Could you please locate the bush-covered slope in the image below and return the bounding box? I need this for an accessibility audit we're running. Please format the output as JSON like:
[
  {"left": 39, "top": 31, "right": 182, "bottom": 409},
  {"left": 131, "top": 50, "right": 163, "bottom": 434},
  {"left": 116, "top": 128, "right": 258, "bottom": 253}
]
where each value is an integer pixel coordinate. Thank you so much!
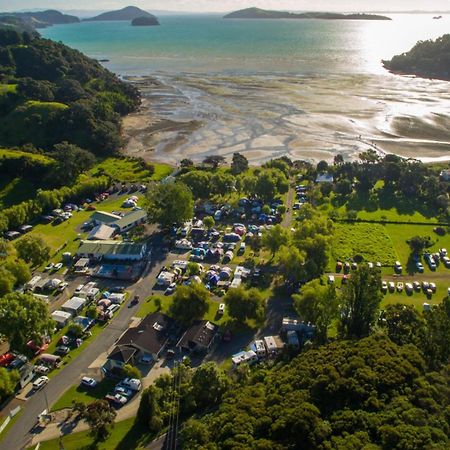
[
  {"left": 183, "top": 334, "right": 450, "bottom": 449},
  {"left": 383, "top": 34, "right": 450, "bottom": 80},
  {"left": 0, "top": 28, "right": 140, "bottom": 155}
]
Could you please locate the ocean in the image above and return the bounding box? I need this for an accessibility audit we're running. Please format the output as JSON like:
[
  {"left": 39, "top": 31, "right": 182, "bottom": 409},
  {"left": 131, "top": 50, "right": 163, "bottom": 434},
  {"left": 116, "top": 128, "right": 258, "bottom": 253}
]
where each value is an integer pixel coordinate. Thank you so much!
[{"left": 41, "top": 14, "right": 450, "bottom": 164}]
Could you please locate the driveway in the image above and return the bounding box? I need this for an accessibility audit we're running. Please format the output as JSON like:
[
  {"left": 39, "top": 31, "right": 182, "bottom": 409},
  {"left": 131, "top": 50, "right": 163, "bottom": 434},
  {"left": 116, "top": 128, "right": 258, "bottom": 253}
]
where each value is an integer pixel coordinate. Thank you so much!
[{"left": 0, "top": 233, "right": 171, "bottom": 450}]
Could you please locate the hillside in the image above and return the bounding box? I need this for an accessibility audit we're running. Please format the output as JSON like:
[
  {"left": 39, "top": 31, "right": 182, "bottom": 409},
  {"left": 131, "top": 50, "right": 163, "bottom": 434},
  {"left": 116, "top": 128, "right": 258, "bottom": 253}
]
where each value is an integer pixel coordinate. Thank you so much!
[
  {"left": 84, "top": 6, "right": 155, "bottom": 22},
  {"left": 0, "top": 16, "right": 38, "bottom": 34},
  {"left": 0, "top": 28, "right": 139, "bottom": 154},
  {"left": 224, "top": 7, "right": 391, "bottom": 20},
  {"left": 383, "top": 34, "right": 450, "bottom": 81},
  {"left": 0, "top": 10, "right": 79, "bottom": 28}
]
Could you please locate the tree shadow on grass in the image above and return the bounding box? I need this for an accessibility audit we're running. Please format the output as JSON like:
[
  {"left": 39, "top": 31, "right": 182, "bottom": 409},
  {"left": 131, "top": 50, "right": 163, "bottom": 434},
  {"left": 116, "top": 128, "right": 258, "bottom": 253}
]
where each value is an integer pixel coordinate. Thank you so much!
[{"left": 115, "top": 422, "right": 154, "bottom": 450}]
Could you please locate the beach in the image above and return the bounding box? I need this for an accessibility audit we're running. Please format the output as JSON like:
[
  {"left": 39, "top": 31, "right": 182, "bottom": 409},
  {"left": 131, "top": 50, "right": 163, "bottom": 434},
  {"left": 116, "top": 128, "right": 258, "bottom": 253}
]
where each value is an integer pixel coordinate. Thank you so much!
[{"left": 122, "top": 72, "right": 450, "bottom": 165}]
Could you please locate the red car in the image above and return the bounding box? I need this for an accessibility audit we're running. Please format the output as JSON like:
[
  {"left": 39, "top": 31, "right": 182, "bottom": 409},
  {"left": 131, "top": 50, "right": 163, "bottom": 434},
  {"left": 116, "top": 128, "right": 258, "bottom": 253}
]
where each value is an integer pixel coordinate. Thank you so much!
[{"left": 0, "top": 353, "right": 15, "bottom": 367}]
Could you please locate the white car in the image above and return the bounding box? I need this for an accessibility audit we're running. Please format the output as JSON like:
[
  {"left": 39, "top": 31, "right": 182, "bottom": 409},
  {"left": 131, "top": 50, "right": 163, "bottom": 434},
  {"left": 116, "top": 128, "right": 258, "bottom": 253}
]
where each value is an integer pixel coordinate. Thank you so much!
[
  {"left": 34, "top": 365, "right": 50, "bottom": 375},
  {"left": 218, "top": 303, "right": 225, "bottom": 315},
  {"left": 106, "top": 393, "right": 128, "bottom": 406},
  {"left": 397, "top": 282, "right": 404, "bottom": 292},
  {"left": 120, "top": 378, "right": 141, "bottom": 392},
  {"left": 81, "top": 377, "right": 97, "bottom": 388},
  {"left": 75, "top": 284, "right": 84, "bottom": 294},
  {"left": 327, "top": 275, "right": 335, "bottom": 284},
  {"left": 44, "top": 263, "right": 54, "bottom": 272},
  {"left": 53, "top": 263, "right": 63, "bottom": 271},
  {"left": 388, "top": 281, "right": 395, "bottom": 292},
  {"left": 33, "top": 376, "right": 49, "bottom": 390},
  {"left": 165, "top": 282, "right": 176, "bottom": 295},
  {"left": 57, "top": 282, "right": 68, "bottom": 292}
]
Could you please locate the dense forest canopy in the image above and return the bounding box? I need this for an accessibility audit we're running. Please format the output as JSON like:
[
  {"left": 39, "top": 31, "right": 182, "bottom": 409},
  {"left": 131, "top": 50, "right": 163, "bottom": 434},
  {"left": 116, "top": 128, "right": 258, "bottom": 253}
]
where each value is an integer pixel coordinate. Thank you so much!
[
  {"left": 383, "top": 34, "right": 450, "bottom": 81},
  {"left": 0, "top": 27, "right": 140, "bottom": 155}
]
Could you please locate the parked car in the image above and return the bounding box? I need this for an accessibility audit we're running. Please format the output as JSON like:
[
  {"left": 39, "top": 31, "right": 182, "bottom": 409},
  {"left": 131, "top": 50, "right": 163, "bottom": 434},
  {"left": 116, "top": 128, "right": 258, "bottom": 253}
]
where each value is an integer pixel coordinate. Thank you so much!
[
  {"left": 413, "top": 281, "right": 421, "bottom": 291},
  {"left": 405, "top": 283, "right": 413, "bottom": 294},
  {"left": 416, "top": 262, "right": 424, "bottom": 273},
  {"left": 110, "top": 286, "right": 125, "bottom": 293},
  {"left": 44, "top": 263, "right": 54, "bottom": 272},
  {"left": 33, "top": 376, "right": 49, "bottom": 390},
  {"left": 388, "top": 281, "right": 395, "bottom": 292},
  {"left": 218, "top": 303, "right": 225, "bottom": 315},
  {"left": 54, "top": 346, "right": 70, "bottom": 356},
  {"left": 57, "top": 282, "right": 68, "bottom": 293},
  {"left": 105, "top": 393, "right": 128, "bottom": 406},
  {"left": 34, "top": 365, "right": 50, "bottom": 375},
  {"left": 129, "top": 296, "right": 140, "bottom": 307},
  {"left": 381, "top": 281, "right": 388, "bottom": 293},
  {"left": 81, "top": 377, "right": 98, "bottom": 388},
  {"left": 394, "top": 261, "right": 402, "bottom": 273},
  {"left": 327, "top": 275, "right": 335, "bottom": 284},
  {"left": 114, "top": 386, "right": 134, "bottom": 398},
  {"left": 397, "top": 282, "right": 404, "bottom": 292},
  {"left": 165, "top": 283, "right": 176, "bottom": 295},
  {"left": 75, "top": 284, "right": 84, "bottom": 294},
  {"left": 119, "top": 378, "right": 141, "bottom": 392},
  {"left": 53, "top": 263, "right": 63, "bottom": 271},
  {"left": 429, "top": 282, "right": 437, "bottom": 293}
]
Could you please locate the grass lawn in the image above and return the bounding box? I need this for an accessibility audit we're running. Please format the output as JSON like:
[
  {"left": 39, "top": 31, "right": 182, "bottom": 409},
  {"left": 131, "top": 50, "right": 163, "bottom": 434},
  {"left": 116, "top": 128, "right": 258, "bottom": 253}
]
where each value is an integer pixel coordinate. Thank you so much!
[
  {"left": 0, "top": 84, "right": 17, "bottom": 95},
  {"left": 331, "top": 222, "right": 398, "bottom": 265},
  {"left": 89, "top": 157, "right": 172, "bottom": 183},
  {"left": 51, "top": 378, "right": 116, "bottom": 411},
  {"left": 37, "top": 417, "right": 154, "bottom": 450},
  {"left": 385, "top": 224, "right": 450, "bottom": 264}
]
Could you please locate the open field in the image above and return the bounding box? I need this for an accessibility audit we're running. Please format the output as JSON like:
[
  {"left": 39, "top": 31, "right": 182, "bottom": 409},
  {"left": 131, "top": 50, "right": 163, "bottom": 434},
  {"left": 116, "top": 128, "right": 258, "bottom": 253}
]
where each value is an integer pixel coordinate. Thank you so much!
[
  {"left": 0, "top": 148, "right": 54, "bottom": 165},
  {"left": 331, "top": 222, "right": 397, "bottom": 265},
  {"left": 89, "top": 157, "right": 172, "bottom": 183},
  {"left": 0, "top": 84, "right": 17, "bottom": 95}
]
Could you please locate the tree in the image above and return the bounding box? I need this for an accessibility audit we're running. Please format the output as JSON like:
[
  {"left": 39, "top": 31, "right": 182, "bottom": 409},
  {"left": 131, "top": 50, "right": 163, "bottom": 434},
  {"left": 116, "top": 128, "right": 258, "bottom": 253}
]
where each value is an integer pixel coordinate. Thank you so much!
[
  {"left": 180, "top": 171, "right": 212, "bottom": 199},
  {"left": 73, "top": 399, "right": 116, "bottom": 441},
  {"left": 0, "top": 267, "right": 15, "bottom": 296},
  {"left": 261, "top": 224, "right": 289, "bottom": 257},
  {"left": 203, "top": 155, "right": 225, "bottom": 169},
  {"left": 4, "top": 259, "right": 31, "bottom": 286},
  {"left": 0, "top": 367, "right": 20, "bottom": 402},
  {"left": 224, "top": 287, "right": 265, "bottom": 323},
  {"left": 335, "top": 179, "right": 352, "bottom": 196},
  {"left": 137, "top": 385, "right": 163, "bottom": 432},
  {"left": 316, "top": 160, "right": 329, "bottom": 173},
  {"left": 86, "top": 305, "right": 98, "bottom": 320},
  {"left": 203, "top": 216, "right": 215, "bottom": 230},
  {"left": 67, "top": 323, "right": 84, "bottom": 338},
  {"left": 186, "top": 262, "right": 201, "bottom": 277},
  {"left": 334, "top": 154, "right": 344, "bottom": 165},
  {"left": 191, "top": 362, "right": 229, "bottom": 409},
  {"left": 180, "top": 419, "right": 211, "bottom": 449},
  {"left": 408, "top": 235, "right": 431, "bottom": 254},
  {"left": 14, "top": 235, "right": 50, "bottom": 267},
  {"left": 122, "top": 364, "right": 141, "bottom": 380},
  {"left": 180, "top": 158, "right": 194, "bottom": 168},
  {"left": 145, "top": 182, "right": 194, "bottom": 227},
  {"left": 231, "top": 152, "right": 248, "bottom": 175},
  {"left": 339, "top": 266, "right": 382, "bottom": 339},
  {"left": 210, "top": 172, "right": 235, "bottom": 196},
  {"left": 276, "top": 245, "right": 306, "bottom": 285},
  {"left": 0, "top": 292, "right": 54, "bottom": 352},
  {"left": 293, "top": 280, "right": 339, "bottom": 343},
  {"left": 50, "top": 142, "right": 95, "bottom": 185},
  {"left": 255, "top": 169, "right": 288, "bottom": 202},
  {"left": 169, "top": 284, "right": 209, "bottom": 326}
]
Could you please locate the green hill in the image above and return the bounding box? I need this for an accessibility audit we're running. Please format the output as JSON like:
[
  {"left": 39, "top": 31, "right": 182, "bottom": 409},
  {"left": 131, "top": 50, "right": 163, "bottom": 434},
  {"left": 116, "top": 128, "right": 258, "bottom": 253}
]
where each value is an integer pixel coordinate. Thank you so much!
[
  {"left": 0, "top": 10, "right": 79, "bottom": 28},
  {"left": 0, "top": 28, "right": 140, "bottom": 154},
  {"left": 84, "top": 6, "right": 155, "bottom": 22},
  {"left": 224, "top": 7, "right": 391, "bottom": 20},
  {"left": 383, "top": 34, "right": 450, "bottom": 80}
]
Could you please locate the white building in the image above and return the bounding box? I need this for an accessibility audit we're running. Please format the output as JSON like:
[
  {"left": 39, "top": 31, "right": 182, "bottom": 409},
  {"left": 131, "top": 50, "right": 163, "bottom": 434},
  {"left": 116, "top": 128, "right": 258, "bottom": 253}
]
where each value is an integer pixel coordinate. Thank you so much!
[
  {"left": 52, "top": 310, "right": 72, "bottom": 328},
  {"left": 232, "top": 350, "right": 258, "bottom": 368}
]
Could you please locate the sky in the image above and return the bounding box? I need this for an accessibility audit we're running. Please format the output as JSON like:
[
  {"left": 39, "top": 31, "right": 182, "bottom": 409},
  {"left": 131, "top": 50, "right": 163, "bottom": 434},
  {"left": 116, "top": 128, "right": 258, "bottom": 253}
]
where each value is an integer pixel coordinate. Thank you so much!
[{"left": 2, "top": 0, "right": 450, "bottom": 13}]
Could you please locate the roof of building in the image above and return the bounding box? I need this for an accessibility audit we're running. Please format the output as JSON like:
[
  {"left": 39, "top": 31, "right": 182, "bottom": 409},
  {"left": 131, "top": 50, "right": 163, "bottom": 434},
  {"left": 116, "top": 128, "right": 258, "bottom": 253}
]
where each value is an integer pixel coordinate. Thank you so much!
[
  {"left": 51, "top": 310, "right": 72, "bottom": 320},
  {"left": 232, "top": 350, "right": 257, "bottom": 365},
  {"left": 108, "top": 345, "right": 138, "bottom": 363},
  {"left": 77, "top": 240, "right": 146, "bottom": 257},
  {"left": 315, "top": 173, "right": 334, "bottom": 183},
  {"left": 115, "top": 312, "right": 174, "bottom": 356},
  {"left": 61, "top": 296, "right": 86, "bottom": 311},
  {"left": 113, "top": 209, "right": 147, "bottom": 230},
  {"left": 88, "top": 224, "right": 116, "bottom": 241},
  {"left": 177, "top": 320, "right": 218, "bottom": 350},
  {"left": 90, "top": 211, "right": 121, "bottom": 224}
]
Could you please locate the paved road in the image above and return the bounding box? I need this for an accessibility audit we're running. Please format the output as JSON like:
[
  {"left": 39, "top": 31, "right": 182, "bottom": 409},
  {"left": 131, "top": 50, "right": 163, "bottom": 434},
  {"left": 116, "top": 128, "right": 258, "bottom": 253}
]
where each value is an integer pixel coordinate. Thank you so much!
[{"left": 0, "top": 234, "right": 169, "bottom": 450}]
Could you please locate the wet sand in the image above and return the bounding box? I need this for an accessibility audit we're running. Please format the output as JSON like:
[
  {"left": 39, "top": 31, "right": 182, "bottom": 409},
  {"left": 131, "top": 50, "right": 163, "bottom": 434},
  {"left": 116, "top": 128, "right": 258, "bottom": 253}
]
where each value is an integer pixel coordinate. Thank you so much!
[{"left": 122, "top": 73, "right": 450, "bottom": 165}]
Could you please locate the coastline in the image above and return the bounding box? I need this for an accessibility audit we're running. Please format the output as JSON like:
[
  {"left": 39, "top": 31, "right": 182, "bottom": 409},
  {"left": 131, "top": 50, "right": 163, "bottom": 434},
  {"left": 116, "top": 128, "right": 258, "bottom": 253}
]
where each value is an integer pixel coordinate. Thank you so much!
[{"left": 122, "top": 73, "right": 450, "bottom": 165}]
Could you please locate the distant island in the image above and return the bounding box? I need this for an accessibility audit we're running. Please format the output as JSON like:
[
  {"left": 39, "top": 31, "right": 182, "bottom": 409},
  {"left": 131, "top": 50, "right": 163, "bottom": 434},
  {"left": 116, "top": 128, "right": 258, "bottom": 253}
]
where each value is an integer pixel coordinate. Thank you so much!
[
  {"left": 131, "top": 16, "right": 160, "bottom": 26},
  {"left": 224, "top": 7, "right": 391, "bottom": 21},
  {"left": 383, "top": 34, "right": 450, "bottom": 81},
  {"left": 84, "top": 6, "right": 157, "bottom": 22},
  {"left": 0, "top": 9, "right": 79, "bottom": 28}
]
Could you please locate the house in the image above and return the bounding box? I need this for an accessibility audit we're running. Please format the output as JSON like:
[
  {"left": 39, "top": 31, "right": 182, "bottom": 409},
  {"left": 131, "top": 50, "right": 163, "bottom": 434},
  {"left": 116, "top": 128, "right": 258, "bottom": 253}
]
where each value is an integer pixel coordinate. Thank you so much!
[
  {"left": 88, "top": 224, "right": 116, "bottom": 241},
  {"left": 263, "top": 335, "right": 284, "bottom": 356},
  {"left": 51, "top": 310, "right": 72, "bottom": 328},
  {"left": 61, "top": 297, "right": 87, "bottom": 316},
  {"left": 76, "top": 240, "right": 147, "bottom": 261},
  {"left": 111, "top": 209, "right": 147, "bottom": 233},
  {"left": 232, "top": 350, "right": 258, "bottom": 368},
  {"left": 104, "top": 312, "right": 174, "bottom": 373},
  {"left": 177, "top": 320, "right": 218, "bottom": 353},
  {"left": 90, "top": 211, "right": 121, "bottom": 226},
  {"left": 251, "top": 340, "right": 267, "bottom": 358},
  {"left": 74, "top": 257, "right": 90, "bottom": 274},
  {"left": 315, "top": 173, "right": 334, "bottom": 183}
]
